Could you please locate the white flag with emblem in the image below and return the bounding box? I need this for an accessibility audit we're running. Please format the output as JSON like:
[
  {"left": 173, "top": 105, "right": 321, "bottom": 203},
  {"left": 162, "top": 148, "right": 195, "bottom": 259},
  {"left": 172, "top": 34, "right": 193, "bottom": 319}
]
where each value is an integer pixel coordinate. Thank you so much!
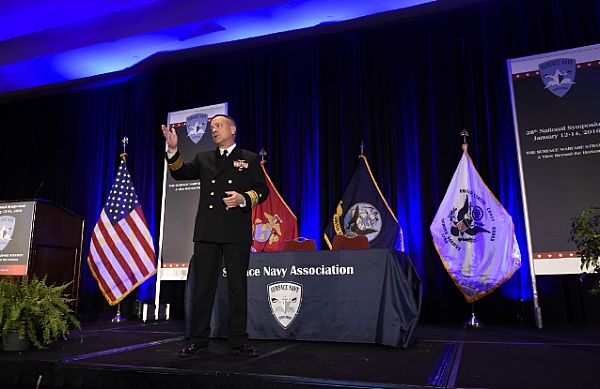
[{"left": 430, "top": 148, "right": 521, "bottom": 302}]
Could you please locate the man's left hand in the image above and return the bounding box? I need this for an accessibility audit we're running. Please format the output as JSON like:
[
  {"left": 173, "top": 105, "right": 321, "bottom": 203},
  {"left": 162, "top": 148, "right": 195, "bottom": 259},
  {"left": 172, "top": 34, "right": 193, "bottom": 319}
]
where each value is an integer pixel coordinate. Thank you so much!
[{"left": 223, "top": 191, "right": 245, "bottom": 208}]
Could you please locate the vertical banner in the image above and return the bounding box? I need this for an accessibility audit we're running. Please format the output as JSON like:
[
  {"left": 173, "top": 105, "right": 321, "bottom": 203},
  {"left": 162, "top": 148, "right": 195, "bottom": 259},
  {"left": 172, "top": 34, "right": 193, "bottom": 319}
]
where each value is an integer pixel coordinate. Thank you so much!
[
  {"left": 0, "top": 201, "right": 35, "bottom": 276},
  {"left": 508, "top": 45, "right": 600, "bottom": 275},
  {"left": 158, "top": 103, "right": 227, "bottom": 281}
]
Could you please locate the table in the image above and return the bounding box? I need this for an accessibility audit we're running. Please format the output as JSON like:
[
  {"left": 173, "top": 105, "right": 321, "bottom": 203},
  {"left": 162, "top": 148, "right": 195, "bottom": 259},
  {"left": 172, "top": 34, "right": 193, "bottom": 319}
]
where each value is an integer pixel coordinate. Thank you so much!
[{"left": 201, "top": 249, "right": 421, "bottom": 348}]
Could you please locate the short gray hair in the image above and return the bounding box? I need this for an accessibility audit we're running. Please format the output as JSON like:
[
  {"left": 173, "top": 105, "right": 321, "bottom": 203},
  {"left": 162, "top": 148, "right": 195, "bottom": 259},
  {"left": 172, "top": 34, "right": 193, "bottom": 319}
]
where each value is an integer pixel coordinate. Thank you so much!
[{"left": 210, "top": 114, "right": 236, "bottom": 126}]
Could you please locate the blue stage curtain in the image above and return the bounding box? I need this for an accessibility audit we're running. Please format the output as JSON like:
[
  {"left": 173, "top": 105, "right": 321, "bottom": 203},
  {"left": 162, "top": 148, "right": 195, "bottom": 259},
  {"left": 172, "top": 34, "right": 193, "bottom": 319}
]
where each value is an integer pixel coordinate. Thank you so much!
[{"left": 1, "top": 0, "right": 599, "bottom": 323}]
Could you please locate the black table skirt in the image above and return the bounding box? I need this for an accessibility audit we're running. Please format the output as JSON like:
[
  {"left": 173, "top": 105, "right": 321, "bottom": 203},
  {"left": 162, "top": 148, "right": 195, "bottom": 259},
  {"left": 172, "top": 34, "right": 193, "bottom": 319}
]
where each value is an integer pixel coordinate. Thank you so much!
[{"left": 186, "top": 249, "right": 421, "bottom": 348}]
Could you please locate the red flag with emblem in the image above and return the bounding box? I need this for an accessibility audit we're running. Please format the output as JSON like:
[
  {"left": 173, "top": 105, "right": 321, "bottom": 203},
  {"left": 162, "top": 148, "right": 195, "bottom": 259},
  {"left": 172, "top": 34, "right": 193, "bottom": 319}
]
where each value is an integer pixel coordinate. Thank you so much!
[{"left": 251, "top": 161, "right": 298, "bottom": 252}]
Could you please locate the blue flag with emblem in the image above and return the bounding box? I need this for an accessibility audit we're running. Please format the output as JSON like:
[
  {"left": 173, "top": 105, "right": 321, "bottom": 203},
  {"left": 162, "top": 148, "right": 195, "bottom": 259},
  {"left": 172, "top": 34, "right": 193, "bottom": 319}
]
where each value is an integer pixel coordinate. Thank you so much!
[
  {"left": 430, "top": 147, "right": 521, "bottom": 302},
  {"left": 324, "top": 155, "right": 402, "bottom": 250}
]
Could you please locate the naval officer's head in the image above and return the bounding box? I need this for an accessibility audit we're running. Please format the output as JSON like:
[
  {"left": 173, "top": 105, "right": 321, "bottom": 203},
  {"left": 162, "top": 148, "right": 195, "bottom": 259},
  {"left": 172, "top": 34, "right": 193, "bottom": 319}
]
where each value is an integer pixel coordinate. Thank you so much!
[{"left": 210, "top": 114, "right": 236, "bottom": 148}]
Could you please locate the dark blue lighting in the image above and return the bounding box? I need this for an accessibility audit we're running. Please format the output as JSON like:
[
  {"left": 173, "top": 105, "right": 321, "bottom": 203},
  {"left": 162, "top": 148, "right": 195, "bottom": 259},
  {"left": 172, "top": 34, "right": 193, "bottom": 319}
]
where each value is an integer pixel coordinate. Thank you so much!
[
  {"left": 299, "top": 109, "right": 321, "bottom": 248},
  {"left": 0, "top": 0, "right": 435, "bottom": 94}
]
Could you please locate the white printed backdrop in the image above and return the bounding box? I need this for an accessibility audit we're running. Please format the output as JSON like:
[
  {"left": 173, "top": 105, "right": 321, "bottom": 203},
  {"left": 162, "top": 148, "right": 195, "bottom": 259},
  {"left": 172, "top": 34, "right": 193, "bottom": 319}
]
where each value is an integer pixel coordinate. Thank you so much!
[
  {"left": 158, "top": 103, "right": 227, "bottom": 281},
  {"left": 508, "top": 45, "right": 600, "bottom": 274}
]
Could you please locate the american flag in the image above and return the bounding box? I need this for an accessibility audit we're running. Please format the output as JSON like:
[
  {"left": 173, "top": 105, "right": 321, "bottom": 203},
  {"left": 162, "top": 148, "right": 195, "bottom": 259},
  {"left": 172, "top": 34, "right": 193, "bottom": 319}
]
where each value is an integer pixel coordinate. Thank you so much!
[{"left": 87, "top": 158, "right": 156, "bottom": 305}]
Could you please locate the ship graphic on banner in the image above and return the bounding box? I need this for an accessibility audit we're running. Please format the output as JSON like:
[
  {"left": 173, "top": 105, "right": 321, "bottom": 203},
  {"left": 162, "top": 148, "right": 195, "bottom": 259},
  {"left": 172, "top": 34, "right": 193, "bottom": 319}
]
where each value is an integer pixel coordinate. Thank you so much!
[
  {"left": 539, "top": 58, "right": 576, "bottom": 97},
  {"left": 185, "top": 113, "right": 208, "bottom": 144},
  {"left": 0, "top": 216, "right": 15, "bottom": 251}
]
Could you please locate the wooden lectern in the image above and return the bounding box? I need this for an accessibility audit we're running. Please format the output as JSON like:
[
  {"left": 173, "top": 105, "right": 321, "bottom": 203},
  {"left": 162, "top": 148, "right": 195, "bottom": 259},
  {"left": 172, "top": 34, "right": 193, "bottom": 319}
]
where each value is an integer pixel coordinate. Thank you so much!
[{"left": 0, "top": 200, "right": 84, "bottom": 311}]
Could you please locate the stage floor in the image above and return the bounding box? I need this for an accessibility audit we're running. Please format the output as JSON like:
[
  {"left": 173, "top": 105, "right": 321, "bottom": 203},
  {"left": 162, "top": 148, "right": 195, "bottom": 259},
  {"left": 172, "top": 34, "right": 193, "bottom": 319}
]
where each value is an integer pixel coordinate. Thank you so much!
[{"left": 1, "top": 320, "right": 599, "bottom": 388}]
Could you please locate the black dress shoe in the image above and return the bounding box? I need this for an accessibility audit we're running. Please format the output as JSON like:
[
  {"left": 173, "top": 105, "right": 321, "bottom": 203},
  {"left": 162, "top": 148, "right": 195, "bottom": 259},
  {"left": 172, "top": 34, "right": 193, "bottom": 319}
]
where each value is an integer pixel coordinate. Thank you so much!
[
  {"left": 179, "top": 343, "right": 208, "bottom": 357},
  {"left": 229, "top": 344, "right": 258, "bottom": 357}
]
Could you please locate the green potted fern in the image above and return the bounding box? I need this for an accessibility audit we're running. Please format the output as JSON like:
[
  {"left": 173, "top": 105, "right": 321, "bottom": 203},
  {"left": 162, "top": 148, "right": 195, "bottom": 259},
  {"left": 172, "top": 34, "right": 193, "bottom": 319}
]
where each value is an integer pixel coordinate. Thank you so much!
[
  {"left": 570, "top": 206, "right": 600, "bottom": 295},
  {"left": 0, "top": 276, "right": 80, "bottom": 351}
]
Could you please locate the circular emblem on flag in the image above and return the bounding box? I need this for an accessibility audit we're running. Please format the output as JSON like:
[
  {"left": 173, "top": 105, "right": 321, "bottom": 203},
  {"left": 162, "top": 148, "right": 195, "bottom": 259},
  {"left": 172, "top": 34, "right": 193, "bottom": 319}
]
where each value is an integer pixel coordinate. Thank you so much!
[
  {"left": 343, "top": 202, "right": 382, "bottom": 241},
  {"left": 253, "top": 213, "right": 283, "bottom": 244},
  {"left": 449, "top": 195, "right": 491, "bottom": 243},
  {"left": 472, "top": 205, "right": 484, "bottom": 221},
  {"left": 253, "top": 223, "right": 272, "bottom": 243}
]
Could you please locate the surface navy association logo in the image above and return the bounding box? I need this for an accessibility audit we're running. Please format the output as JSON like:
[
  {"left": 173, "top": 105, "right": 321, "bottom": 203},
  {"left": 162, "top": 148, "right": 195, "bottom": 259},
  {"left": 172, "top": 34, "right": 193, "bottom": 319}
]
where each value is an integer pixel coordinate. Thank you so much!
[
  {"left": 343, "top": 202, "right": 382, "bottom": 241},
  {"left": 185, "top": 113, "right": 208, "bottom": 144},
  {"left": 539, "top": 58, "right": 576, "bottom": 97},
  {"left": 449, "top": 195, "right": 490, "bottom": 243},
  {"left": 268, "top": 282, "right": 302, "bottom": 329},
  {"left": 0, "top": 216, "right": 16, "bottom": 251}
]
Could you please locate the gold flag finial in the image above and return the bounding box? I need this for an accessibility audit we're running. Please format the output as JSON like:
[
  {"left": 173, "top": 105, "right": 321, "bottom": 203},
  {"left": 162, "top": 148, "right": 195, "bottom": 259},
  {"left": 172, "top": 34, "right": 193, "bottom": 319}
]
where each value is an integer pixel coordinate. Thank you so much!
[
  {"left": 459, "top": 129, "right": 469, "bottom": 152},
  {"left": 120, "top": 137, "right": 129, "bottom": 160}
]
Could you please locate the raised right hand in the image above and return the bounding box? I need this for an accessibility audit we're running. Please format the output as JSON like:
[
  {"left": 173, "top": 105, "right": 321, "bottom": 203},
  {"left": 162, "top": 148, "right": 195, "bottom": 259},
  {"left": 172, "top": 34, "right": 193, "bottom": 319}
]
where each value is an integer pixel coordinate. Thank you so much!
[{"left": 161, "top": 124, "right": 178, "bottom": 152}]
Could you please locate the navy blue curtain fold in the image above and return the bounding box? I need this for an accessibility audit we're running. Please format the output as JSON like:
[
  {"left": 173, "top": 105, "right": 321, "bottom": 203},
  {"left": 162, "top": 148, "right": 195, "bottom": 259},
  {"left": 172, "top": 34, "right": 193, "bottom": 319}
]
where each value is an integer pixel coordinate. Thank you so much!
[{"left": 1, "top": 0, "right": 599, "bottom": 323}]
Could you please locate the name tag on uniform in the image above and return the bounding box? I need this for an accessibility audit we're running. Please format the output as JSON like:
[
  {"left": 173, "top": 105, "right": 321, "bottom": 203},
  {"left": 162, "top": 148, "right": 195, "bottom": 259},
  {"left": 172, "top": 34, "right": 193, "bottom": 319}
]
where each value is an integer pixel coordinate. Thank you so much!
[{"left": 233, "top": 160, "right": 249, "bottom": 170}]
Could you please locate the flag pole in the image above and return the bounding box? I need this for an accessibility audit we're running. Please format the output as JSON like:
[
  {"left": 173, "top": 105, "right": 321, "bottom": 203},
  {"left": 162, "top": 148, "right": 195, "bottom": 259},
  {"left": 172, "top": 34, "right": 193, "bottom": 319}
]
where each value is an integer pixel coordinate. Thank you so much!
[
  {"left": 360, "top": 141, "right": 365, "bottom": 156},
  {"left": 259, "top": 147, "right": 267, "bottom": 162},
  {"left": 112, "top": 136, "right": 129, "bottom": 324},
  {"left": 459, "top": 129, "right": 483, "bottom": 328}
]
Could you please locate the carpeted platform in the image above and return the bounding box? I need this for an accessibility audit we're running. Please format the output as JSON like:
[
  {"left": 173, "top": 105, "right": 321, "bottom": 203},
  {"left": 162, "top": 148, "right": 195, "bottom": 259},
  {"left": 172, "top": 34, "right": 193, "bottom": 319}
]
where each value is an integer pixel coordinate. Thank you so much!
[{"left": 1, "top": 321, "right": 599, "bottom": 388}]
